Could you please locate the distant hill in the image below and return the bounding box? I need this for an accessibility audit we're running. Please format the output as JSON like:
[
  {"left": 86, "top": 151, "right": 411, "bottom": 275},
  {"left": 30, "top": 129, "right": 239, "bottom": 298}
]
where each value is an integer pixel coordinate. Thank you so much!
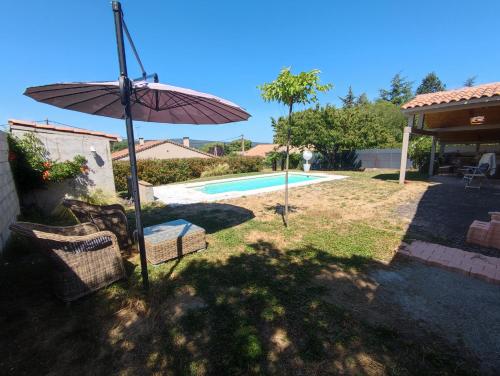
[
  {"left": 112, "top": 139, "right": 266, "bottom": 153},
  {"left": 170, "top": 139, "right": 266, "bottom": 150}
]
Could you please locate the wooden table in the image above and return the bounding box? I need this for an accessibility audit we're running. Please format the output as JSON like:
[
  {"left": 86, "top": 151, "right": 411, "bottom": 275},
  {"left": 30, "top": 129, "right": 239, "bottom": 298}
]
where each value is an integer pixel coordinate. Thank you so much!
[{"left": 144, "top": 219, "right": 206, "bottom": 264}]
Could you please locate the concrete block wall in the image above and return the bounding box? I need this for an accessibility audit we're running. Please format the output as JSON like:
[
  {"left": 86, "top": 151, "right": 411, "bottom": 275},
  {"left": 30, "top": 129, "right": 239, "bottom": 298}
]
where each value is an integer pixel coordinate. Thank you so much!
[
  {"left": 0, "top": 131, "right": 20, "bottom": 253},
  {"left": 11, "top": 128, "right": 116, "bottom": 194}
]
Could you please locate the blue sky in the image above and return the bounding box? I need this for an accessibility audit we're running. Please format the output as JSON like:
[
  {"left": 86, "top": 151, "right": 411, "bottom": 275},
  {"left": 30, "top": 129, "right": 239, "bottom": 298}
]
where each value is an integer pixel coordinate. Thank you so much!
[{"left": 2, "top": 0, "right": 500, "bottom": 143}]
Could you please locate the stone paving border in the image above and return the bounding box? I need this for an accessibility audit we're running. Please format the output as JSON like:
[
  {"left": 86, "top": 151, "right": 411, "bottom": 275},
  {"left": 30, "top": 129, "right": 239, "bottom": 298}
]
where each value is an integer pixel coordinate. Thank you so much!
[{"left": 398, "top": 240, "right": 500, "bottom": 284}]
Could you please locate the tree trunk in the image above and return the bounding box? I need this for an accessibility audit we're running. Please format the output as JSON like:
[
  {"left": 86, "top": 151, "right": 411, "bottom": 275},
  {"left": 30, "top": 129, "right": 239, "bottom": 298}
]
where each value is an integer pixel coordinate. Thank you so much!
[{"left": 284, "top": 103, "right": 293, "bottom": 226}]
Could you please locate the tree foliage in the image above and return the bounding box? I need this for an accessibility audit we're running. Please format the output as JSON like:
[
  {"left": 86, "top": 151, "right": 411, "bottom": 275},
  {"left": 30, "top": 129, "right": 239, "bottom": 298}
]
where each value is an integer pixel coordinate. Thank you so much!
[
  {"left": 259, "top": 67, "right": 332, "bottom": 111},
  {"left": 379, "top": 73, "right": 413, "bottom": 105},
  {"left": 416, "top": 72, "right": 446, "bottom": 94},
  {"left": 356, "top": 93, "right": 370, "bottom": 106},
  {"left": 8, "top": 133, "right": 87, "bottom": 192},
  {"left": 272, "top": 103, "right": 405, "bottom": 168},
  {"left": 339, "top": 86, "right": 356, "bottom": 108},
  {"left": 201, "top": 139, "right": 252, "bottom": 155},
  {"left": 464, "top": 76, "right": 477, "bottom": 87}
]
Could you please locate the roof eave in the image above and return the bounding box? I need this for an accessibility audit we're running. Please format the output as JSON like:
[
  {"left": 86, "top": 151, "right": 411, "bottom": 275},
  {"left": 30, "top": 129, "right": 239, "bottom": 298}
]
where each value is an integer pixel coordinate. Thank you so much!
[{"left": 401, "top": 96, "right": 500, "bottom": 115}]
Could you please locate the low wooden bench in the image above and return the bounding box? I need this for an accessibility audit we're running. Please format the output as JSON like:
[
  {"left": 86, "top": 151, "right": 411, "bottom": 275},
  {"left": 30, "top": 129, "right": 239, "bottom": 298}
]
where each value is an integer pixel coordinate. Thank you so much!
[{"left": 144, "top": 219, "right": 206, "bottom": 264}]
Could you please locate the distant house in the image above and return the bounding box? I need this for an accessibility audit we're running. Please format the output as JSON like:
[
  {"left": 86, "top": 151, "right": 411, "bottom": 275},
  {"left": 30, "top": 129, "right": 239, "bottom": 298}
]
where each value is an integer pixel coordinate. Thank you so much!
[
  {"left": 112, "top": 137, "right": 215, "bottom": 161},
  {"left": 244, "top": 143, "right": 301, "bottom": 157},
  {"left": 9, "top": 118, "right": 120, "bottom": 212}
]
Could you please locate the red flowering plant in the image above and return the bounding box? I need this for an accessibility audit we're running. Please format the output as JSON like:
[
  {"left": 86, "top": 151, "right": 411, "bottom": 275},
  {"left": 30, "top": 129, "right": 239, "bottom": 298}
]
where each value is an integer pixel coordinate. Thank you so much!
[{"left": 8, "top": 133, "right": 87, "bottom": 192}]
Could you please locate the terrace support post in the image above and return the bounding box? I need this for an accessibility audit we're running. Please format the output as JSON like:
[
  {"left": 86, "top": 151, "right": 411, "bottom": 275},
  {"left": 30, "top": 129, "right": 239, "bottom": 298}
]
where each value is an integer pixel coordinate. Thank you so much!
[
  {"left": 399, "top": 116, "right": 413, "bottom": 185},
  {"left": 429, "top": 136, "right": 437, "bottom": 176},
  {"left": 439, "top": 142, "right": 445, "bottom": 159}
]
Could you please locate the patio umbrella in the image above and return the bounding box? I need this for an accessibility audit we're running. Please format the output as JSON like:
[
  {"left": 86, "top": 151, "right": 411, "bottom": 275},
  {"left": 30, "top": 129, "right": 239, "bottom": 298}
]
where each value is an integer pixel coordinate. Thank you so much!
[{"left": 24, "top": 1, "right": 250, "bottom": 289}]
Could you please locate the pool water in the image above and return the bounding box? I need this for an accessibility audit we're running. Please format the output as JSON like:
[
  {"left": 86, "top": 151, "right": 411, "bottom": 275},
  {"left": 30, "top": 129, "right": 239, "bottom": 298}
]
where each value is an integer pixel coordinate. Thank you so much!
[{"left": 197, "top": 173, "right": 324, "bottom": 195}]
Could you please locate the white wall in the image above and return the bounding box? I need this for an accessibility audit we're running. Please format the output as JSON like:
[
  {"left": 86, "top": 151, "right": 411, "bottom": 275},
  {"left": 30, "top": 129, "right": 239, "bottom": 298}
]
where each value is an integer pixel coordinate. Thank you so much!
[
  {"left": 11, "top": 126, "right": 116, "bottom": 193},
  {"left": 0, "top": 131, "right": 20, "bottom": 253}
]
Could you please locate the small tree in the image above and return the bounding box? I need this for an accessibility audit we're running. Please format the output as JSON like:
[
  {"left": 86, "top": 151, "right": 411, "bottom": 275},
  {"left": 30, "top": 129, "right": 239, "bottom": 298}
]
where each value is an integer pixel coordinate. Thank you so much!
[
  {"left": 356, "top": 93, "right": 370, "bottom": 106},
  {"left": 339, "top": 86, "right": 356, "bottom": 108},
  {"left": 464, "top": 76, "right": 477, "bottom": 87},
  {"left": 259, "top": 67, "right": 331, "bottom": 226},
  {"left": 416, "top": 72, "right": 446, "bottom": 94},
  {"left": 379, "top": 73, "right": 413, "bottom": 105}
]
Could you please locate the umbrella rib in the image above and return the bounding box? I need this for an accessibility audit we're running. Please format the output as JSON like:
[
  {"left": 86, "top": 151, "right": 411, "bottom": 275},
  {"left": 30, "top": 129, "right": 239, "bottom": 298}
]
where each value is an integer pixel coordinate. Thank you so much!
[
  {"left": 172, "top": 92, "right": 220, "bottom": 124},
  {"left": 91, "top": 96, "right": 122, "bottom": 115},
  {"left": 26, "top": 84, "right": 109, "bottom": 95},
  {"left": 34, "top": 87, "right": 115, "bottom": 102},
  {"left": 173, "top": 91, "right": 248, "bottom": 121},
  {"left": 129, "top": 88, "right": 155, "bottom": 118},
  {"left": 63, "top": 92, "right": 117, "bottom": 109},
  {"left": 172, "top": 92, "right": 233, "bottom": 122},
  {"left": 163, "top": 93, "right": 198, "bottom": 123},
  {"left": 174, "top": 90, "right": 249, "bottom": 118}
]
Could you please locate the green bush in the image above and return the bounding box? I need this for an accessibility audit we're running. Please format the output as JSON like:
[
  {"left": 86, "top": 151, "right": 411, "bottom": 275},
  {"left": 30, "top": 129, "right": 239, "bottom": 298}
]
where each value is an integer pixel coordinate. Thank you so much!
[
  {"left": 8, "top": 133, "right": 87, "bottom": 193},
  {"left": 113, "top": 156, "right": 264, "bottom": 191},
  {"left": 263, "top": 151, "right": 302, "bottom": 170},
  {"left": 408, "top": 136, "right": 440, "bottom": 173},
  {"left": 201, "top": 163, "right": 231, "bottom": 177}
]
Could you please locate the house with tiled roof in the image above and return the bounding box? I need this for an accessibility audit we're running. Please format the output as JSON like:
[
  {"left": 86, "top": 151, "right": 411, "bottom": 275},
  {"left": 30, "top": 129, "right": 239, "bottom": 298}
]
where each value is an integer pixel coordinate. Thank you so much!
[
  {"left": 112, "top": 137, "right": 215, "bottom": 161},
  {"left": 244, "top": 143, "right": 301, "bottom": 157}
]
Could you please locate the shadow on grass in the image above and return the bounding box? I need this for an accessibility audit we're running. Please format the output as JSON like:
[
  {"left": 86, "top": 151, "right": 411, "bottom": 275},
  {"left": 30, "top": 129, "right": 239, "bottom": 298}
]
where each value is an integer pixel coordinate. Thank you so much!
[
  {"left": 0, "top": 239, "right": 477, "bottom": 375},
  {"left": 372, "top": 170, "right": 428, "bottom": 182},
  {"left": 134, "top": 202, "right": 255, "bottom": 234}
]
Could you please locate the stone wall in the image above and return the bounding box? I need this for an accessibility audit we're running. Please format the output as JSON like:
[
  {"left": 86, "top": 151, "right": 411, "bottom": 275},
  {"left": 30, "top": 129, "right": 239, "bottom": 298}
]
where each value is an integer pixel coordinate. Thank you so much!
[{"left": 0, "top": 130, "right": 20, "bottom": 253}]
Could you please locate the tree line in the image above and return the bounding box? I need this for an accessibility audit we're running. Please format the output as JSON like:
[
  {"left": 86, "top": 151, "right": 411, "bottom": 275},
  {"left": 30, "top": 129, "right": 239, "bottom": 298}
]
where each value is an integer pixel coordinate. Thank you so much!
[{"left": 272, "top": 72, "right": 478, "bottom": 168}]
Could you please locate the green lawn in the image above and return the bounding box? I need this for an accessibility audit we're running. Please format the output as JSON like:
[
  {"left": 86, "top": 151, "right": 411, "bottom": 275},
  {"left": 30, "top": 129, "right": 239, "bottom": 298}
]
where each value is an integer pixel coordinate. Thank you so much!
[{"left": 0, "top": 170, "right": 478, "bottom": 375}]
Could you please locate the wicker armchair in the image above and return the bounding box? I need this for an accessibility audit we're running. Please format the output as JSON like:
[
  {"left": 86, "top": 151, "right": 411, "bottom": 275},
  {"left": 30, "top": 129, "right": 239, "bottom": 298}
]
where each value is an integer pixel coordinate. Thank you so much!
[
  {"left": 9, "top": 222, "right": 126, "bottom": 302},
  {"left": 62, "top": 199, "right": 133, "bottom": 251}
]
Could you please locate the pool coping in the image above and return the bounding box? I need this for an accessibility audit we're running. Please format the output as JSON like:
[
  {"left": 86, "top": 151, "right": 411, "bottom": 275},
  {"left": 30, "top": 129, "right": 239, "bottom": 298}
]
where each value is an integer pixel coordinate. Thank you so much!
[{"left": 153, "top": 172, "right": 347, "bottom": 205}]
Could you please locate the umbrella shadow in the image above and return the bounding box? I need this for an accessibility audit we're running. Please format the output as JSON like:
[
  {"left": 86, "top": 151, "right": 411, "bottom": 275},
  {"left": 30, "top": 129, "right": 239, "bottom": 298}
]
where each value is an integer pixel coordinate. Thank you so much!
[{"left": 136, "top": 202, "right": 255, "bottom": 234}]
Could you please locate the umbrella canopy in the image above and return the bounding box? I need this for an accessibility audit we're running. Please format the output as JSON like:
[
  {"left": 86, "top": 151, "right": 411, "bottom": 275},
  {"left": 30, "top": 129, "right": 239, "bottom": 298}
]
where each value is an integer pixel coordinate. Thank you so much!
[{"left": 24, "top": 81, "right": 250, "bottom": 125}]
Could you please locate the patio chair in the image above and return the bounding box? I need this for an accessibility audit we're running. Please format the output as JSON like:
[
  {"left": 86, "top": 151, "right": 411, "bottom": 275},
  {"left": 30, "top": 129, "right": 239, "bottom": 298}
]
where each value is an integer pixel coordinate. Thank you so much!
[
  {"left": 9, "top": 222, "right": 126, "bottom": 302},
  {"left": 462, "top": 153, "right": 496, "bottom": 189},
  {"left": 62, "top": 199, "right": 133, "bottom": 251},
  {"left": 466, "top": 212, "right": 500, "bottom": 249}
]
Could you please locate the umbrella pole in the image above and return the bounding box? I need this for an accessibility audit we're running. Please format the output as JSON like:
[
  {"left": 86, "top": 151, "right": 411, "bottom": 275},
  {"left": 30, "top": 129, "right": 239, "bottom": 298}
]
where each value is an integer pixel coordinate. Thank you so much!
[{"left": 113, "top": 1, "right": 149, "bottom": 290}]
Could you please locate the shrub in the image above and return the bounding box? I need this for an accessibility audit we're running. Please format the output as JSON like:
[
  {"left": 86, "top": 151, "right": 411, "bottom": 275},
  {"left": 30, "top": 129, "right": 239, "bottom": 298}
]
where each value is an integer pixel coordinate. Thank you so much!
[
  {"left": 408, "top": 136, "right": 440, "bottom": 173},
  {"left": 201, "top": 163, "right": 231, "bottom": 177},
  {"left": 8, "top": 133, "right": 88, "bottom": 193},
  {"left": 263, "top": 151, "right": 302, "bottom": 170},
  {"left": 113, "top": 156, "right": 264, "bottom": 191}
]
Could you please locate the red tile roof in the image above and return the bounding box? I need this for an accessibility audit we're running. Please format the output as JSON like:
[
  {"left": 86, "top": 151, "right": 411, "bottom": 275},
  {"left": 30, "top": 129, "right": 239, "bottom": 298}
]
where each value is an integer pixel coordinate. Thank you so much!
[
  {"left": 402, "top": 82, "right": 500, "bottom": 110},
  {"left": 8, "top": 119, "right": 121, "bottom": 141},
  {"left": 244, "top": 144, "right": 302, "bottom": 157},
  {"left": 111, "top": 139, "right": 215, "bottom": 160}
]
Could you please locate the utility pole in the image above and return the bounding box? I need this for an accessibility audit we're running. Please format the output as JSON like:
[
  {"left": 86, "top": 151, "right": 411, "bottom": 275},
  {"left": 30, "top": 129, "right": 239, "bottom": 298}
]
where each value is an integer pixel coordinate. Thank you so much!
[{"left": 241, "top": 134, "right": 245, "bottom": 154}]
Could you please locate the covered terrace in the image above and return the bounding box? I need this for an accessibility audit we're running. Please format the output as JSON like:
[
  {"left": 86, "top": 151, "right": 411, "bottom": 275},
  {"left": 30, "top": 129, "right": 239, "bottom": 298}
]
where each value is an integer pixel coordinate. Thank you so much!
[{"left": 399, "top": 82, "right": 500, "bottom": 184}]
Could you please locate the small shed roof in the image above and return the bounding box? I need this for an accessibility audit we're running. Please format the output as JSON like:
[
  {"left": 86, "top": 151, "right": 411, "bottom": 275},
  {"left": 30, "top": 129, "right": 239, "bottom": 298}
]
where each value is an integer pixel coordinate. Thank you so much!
[{"left": 8, "top": 119, "right": 121, "bottom": 141}]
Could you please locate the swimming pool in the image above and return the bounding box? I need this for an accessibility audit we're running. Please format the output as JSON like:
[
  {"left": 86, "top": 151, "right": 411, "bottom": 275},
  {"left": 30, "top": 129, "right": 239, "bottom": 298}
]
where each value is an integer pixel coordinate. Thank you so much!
[
  {"left": 198, "top": 173, "right": 323, "bottom": 194},
  {"left": 153, "top": 172, "right": 347, "bottom": 205}
]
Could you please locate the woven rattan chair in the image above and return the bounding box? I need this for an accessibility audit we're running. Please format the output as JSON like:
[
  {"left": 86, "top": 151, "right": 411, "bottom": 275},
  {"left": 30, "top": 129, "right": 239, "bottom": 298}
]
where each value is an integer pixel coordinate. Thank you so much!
[
  {"left": 9, "top": 222, "right": 126, "bottom": 302},
  {"left": 62, "top": 199, "right": 133, "bottom": 251}
]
